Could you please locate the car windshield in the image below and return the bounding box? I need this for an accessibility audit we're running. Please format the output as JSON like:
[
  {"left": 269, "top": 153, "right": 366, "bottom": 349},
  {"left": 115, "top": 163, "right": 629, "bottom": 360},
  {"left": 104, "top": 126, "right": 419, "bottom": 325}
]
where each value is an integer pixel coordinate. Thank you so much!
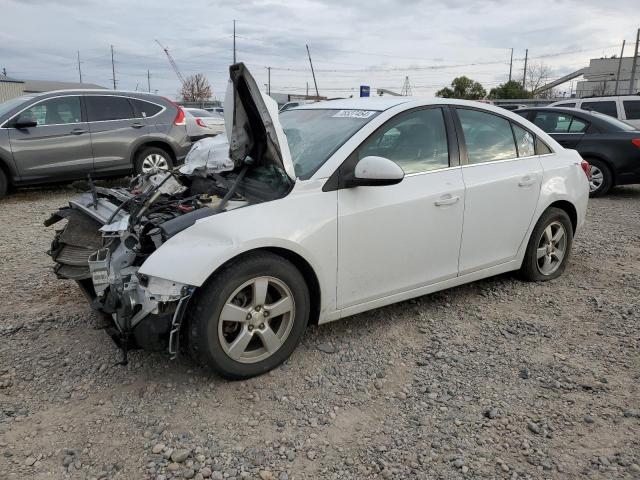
[
  {"left": 0, "top": 96, "right": 35, "bottom": 118},
  {"left": 591, "top": 111, "right": 637, "bottom": 131},
  {"left": 279, "top": 108, "right": 380, "bottom": 179}
]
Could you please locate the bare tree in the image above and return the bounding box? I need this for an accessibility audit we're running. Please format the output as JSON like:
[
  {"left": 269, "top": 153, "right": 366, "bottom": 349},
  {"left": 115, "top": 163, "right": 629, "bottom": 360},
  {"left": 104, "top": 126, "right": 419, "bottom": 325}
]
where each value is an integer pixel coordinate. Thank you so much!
[
  {"left": 181, "top": 73, "right": 212, "bottom": 102},
  {"left": 524, "top": 62, "right": 553, "bottom": 98}
]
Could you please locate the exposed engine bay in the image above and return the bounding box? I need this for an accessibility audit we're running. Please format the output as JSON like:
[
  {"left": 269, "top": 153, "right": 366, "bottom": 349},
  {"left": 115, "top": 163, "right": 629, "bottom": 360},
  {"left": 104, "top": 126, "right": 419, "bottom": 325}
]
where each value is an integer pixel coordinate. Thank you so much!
[{"left": 45, "top": 63, "right": 296, "bottom": 361}]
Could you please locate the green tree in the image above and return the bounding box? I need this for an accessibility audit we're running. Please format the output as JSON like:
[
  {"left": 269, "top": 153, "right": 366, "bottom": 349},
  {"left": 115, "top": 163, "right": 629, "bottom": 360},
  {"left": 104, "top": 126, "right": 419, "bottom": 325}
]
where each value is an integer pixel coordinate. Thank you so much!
[
  {"left": 436, "top": 76, "right": 487, "bottom": 100},
  {"left": 488, "top": 80, "right": 530, "bottom": 99}
]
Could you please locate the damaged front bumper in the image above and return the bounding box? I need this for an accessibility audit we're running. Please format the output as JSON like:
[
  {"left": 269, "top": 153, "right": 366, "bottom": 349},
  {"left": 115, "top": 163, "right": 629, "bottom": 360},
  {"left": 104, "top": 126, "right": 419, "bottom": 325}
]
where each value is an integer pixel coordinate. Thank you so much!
[{"left": 46, "top": 187, "right": 195, "bottom": 356}]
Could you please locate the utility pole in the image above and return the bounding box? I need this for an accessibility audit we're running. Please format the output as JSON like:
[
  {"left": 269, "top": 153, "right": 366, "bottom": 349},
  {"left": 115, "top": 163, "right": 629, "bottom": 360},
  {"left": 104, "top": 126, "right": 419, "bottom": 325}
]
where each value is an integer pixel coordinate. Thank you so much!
[
  {"left": 508, "top": 48, "right": 513, "bottom": 82},
  {"left": 629, "top": 28, "right": 640, "bottom": 94},
  {"left": 233, "top": 20, "right": 236, "bottom": 63},
  {"left": 614, "top": 40, "right": 626, "bottom": 95},
  {"left": 110, "top": 45, "right": 116, "bottom": 90},
  {"left": 522, "top": 48, "right": 528, "bottom": 89},
  {"left": 306, "top": 44, "right": 319, "bottom": 97},
  {"left": 267, "top": 67, "right": 271, "bottom": 95},
  {"left": 77, "top": 51, "right": 83, "bottom": 83},
  {"left": 306, "top": 82, "right": 309, "bottom": 97},
  {"left": 147, "top": 70, "right": 151, "bottom": 93}
]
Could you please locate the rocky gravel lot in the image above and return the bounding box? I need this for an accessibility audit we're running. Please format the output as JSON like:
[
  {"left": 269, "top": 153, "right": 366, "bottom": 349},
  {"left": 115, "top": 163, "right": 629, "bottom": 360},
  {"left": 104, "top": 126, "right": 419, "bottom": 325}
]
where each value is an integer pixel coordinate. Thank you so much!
[{"left": 0, "top": 183, "right": 639, "bottom": 480}]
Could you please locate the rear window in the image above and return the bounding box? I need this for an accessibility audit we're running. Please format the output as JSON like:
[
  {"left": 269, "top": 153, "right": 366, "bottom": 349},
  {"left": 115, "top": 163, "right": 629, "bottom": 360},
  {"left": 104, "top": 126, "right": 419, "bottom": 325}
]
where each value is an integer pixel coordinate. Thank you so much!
[
  {"left": 581, "top": 101, "right": 617, "bottom": 117},
  {"left": 130, "top": 99, "right": 163, "bottom": 118},
  {"left": 623, "top": 100, "right": 640, "bottom": 120},
  {"left": 86, "top": 96, "right": 134, "bottom": 122}
]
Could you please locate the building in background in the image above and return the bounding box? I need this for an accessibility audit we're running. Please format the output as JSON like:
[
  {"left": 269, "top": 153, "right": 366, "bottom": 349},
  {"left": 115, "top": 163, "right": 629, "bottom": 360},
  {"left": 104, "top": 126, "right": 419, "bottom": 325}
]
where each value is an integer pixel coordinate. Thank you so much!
[
  {"left": 575, "top": 57, "right": 640, "bottom": 97},
  {"left": 0, "top": 75, "right": 25, "bottom": 102},
  {"left": 0, "top": 76, "right": 105, "bottom": 102}
]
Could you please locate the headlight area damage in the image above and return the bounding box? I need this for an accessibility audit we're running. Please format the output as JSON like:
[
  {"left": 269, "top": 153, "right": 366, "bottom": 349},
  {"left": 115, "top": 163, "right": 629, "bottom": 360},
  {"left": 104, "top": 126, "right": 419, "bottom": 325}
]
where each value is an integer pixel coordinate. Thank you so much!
[{"left": 44, "top": 63, "right": 295, "bottom": 363}]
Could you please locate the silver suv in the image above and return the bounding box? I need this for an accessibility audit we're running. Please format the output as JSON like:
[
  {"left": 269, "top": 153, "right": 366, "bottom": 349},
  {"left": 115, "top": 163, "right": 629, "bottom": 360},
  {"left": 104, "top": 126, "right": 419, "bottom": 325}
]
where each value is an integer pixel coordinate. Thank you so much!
[{"left": 0, "top": 90, "right": 192, "bottom": 197}]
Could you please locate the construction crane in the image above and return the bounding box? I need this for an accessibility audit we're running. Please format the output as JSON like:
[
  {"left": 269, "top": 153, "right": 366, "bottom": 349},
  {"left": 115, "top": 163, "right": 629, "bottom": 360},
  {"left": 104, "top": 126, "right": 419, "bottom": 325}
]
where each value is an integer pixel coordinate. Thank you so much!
[{"left": 155, "top": 39, "right": 185, "bottom": 85}]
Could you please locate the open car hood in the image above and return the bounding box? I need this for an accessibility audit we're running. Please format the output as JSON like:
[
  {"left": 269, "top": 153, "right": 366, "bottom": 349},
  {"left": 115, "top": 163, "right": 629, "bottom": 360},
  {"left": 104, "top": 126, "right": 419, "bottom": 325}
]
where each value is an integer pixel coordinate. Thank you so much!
[{"left": 223, "top": 63, "right": 296, "bottom": 181}]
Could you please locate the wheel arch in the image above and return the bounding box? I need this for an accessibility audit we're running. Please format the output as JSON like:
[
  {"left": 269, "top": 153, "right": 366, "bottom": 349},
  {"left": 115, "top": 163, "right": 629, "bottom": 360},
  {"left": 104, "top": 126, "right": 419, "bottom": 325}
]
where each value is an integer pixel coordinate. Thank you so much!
[
  {"left": 130, "top": 139, "right": 177, "bottom": 167},
  {"left": 546, "top": 200, "right": 577, "bottom": 233},
  {"left": 197, "top": 246, "right": 322, "bottom": 326},
  {"left": 580, "top": 153, "right": 616, "bottom": 184}
]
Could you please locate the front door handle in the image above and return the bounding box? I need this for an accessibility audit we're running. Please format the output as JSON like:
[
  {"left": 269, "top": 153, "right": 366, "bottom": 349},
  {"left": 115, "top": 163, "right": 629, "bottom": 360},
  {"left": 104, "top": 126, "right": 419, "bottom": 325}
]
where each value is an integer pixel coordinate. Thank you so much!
[
  {"left": 131, "top": 122, "right": 145, "bottom": 129},
  {"left": 70, "top": 128, "right": 87, "bottom": 135},
  {"left": 518, "top": 176, "right": 536, "bottom": 187},
  {"left": 434, "top": 194, "right": 460, "bottom": 206}
]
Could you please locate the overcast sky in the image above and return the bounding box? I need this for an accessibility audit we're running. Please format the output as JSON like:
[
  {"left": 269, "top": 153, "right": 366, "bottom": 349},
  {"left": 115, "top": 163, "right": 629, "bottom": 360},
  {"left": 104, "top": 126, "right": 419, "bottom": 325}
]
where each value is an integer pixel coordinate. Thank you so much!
[{"left": 1, "top": 0, "right": 638, "bottom": 99}]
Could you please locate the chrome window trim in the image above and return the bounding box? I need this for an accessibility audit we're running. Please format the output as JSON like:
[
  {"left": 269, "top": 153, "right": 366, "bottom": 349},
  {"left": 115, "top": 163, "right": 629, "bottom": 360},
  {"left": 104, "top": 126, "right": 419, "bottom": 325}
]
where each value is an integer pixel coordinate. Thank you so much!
[
  {"left": 0, "top": 93, "right": 166, "bottom": 128},
  {"left": 84, "top": 94, "right": 166, "bottom": 123},
  {"left": 403, "top": 165, "right": 460, "bottom": 177},
  {"left": 0, "top": 94, "right": 84, "bottom": 129},
  {"left": 460, "top": 153, "right": 544, "bottom": 168}
]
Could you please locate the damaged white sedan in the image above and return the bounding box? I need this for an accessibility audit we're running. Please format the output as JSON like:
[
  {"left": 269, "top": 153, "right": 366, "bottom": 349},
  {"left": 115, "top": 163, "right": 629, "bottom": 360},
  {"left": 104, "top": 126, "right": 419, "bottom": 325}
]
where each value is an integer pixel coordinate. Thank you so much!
[{"left": 47, "top": 63, "right": 589, "bottom": 379}]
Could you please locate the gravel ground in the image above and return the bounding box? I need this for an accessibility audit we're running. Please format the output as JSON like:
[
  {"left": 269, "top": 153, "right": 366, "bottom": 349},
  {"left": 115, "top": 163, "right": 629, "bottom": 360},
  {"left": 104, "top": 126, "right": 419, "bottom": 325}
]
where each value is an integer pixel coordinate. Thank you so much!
[{"left": 0, "top": 183, "right": 639, "bottom": 480}]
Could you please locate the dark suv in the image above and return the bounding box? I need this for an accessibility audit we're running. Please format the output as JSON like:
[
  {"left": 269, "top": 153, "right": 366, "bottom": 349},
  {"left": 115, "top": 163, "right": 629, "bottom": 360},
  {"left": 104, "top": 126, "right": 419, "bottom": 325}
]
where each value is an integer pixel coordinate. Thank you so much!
[{"left": 0, "top": 90, "right": 192, "bottom": 197}]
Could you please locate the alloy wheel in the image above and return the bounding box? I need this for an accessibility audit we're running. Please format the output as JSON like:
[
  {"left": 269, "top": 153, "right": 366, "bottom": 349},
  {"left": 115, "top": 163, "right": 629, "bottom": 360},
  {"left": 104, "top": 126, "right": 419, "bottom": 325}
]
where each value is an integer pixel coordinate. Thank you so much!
[
  {"left": 536, "top": 221, "right": 567, "bottom": 276},
  {"left": 218, "top": 276, "right": 295, "bottom": 364},
  {"left": 141, "top": 153, "right": 169, "bottom": 173},
  {"left": 589, "top": 165, "right": 604, "bottom": 193}
]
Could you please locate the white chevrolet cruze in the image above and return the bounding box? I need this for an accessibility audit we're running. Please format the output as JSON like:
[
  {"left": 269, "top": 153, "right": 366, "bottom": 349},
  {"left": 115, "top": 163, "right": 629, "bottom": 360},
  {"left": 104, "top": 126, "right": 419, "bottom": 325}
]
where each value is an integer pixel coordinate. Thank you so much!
[{"left": 48, "top": 64, "right": 589, "bottom": 379}]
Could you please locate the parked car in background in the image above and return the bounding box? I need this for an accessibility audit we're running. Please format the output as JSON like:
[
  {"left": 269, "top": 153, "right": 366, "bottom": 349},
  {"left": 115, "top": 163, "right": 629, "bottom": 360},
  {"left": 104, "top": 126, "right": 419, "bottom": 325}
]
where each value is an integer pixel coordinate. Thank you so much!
[
  {"left": 0, "top": 90, "right": 191, "bottom": 197},
  {"left": 516, "top": 106, "right": 640, "bottom": 195},
  {"left": 47, "top": 63, "right": 589, "bottom": 379},
  {"left": 499, "top": 104, "right": 527, "bottom": 111},
  {"left": 184, "top": 108, "right": 225, "bottom": 140},
  {"left": 205, "top": 106, "right": 224, "bottom": 114},
  {"left": 549, "top": 95, "right": 640, "bottom": 129}
]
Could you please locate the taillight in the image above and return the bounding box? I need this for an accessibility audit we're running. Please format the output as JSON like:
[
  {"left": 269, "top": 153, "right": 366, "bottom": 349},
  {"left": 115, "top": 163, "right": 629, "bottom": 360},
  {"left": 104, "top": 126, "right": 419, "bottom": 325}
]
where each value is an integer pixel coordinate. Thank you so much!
[
  {"left": 196, "top": 118, "right": 206, "bottom": 128},
  {"left": 173, "top": 107, "right": 186, "bottom": 126},
  {"left": 632, "top": 138, "right": 640, "bottom": 148},
  {"left": 161, "top": 97, "right": 186, "bottom": 126},
  {"left": 580, "top": 160, "right": 592, "bottom": 180}
]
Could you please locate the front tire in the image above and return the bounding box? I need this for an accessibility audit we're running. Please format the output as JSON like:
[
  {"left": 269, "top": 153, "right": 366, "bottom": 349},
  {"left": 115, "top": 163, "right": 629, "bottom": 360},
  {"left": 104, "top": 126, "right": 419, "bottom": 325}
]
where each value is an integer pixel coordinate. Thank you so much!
[
  {"left": 520, "top": 207, "right": 573, "bottom": 282},
  {"left": 0, "top": 169, "right": 7, "bottom": 198},
  {"left": 187, "top": 252, "right": 310, "bottom": 379}
]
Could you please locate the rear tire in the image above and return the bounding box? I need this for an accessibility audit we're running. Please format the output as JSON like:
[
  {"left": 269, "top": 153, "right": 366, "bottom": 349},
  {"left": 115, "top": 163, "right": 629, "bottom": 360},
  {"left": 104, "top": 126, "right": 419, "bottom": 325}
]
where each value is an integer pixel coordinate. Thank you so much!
[
  {"left": 520, "top": 207, "right": 573, "bottom": 282},
  {"left": 187, "top": 252, "right": 310, "bottom": 379},
  {"left": 134, "top": 146, "right": 173, "bottom": 175},
  {"left": 0, "top": 169, "right": 7, "bottom": 198},
  {"left": 586, "top": 158, "right": 612, "bottom": 197}
]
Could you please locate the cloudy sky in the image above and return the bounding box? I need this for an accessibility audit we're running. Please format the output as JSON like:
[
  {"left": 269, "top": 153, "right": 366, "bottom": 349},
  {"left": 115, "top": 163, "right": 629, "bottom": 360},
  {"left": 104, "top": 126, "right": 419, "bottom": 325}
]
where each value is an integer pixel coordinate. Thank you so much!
[{"left": 1, "top": 0, "right": 637, "bottom": 100}]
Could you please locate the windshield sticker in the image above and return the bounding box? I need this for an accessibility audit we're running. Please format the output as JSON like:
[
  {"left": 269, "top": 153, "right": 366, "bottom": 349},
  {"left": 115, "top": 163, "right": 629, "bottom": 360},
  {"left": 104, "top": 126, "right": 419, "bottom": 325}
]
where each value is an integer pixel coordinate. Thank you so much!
[{"left": 332, "top": 110, "right": 376, "bottom": 119}]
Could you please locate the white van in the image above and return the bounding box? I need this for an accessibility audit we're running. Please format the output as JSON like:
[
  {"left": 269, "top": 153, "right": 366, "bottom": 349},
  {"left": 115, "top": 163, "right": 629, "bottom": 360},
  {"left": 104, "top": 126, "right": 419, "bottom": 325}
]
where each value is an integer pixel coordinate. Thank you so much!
[{"left": 549, "top": 95, "right": 640, "bottom": 129}]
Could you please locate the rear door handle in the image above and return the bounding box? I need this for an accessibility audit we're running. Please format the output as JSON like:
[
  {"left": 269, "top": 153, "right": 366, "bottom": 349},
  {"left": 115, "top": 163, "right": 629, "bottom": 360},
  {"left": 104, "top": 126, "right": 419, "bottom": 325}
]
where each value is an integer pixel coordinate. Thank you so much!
[
  {"left": 70, "top": 128, "right": 87, "bottom": 135},
  {"left": 131, "top": 122, "right": 145, "bottom": 129},
  {"left": 518, "top": 176, "right": 537, "bottom": 187},
  {"left": 434, "top": 194, "right": 460, "bottom": 206}
]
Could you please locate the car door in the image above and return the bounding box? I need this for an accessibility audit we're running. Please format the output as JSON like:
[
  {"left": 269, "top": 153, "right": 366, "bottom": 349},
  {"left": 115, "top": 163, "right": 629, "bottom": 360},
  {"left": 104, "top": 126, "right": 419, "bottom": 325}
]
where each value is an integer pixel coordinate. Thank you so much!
[
  {"left": 530, "top": 110, "right": 588, "bottom": 149},
  {"left": 7, "top": 95, "right": 93, "bottom": 182},
  {"left": 336, "top": 107, "right": 465, "bottom": 308},
  {"left": 455, "top": 108, "right": 542, "bottom": 274},
  {"left": 85, "top": 95, "right": 148, "bottom": 175}
]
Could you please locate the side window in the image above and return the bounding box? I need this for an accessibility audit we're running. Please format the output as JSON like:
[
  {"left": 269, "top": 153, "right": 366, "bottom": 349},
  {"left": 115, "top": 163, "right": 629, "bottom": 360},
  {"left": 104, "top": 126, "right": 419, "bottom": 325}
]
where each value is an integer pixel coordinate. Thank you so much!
[
  {"left": 511, "top": 123, "right": 535, "bottom": 157},
  {"left": 536, "top": 138, "right": 553, "bottom": 155},
  {"left": 358, "top": 108, "right": 449, "bottom": 174},
  {"left": 457, "top": 108, "right": 517, "bottom": 164},
  {"left": 568, "top": 117, "right": 588, "bottom": 133},
  {"left": 130, "top": 99, "right": 163, "bottom": 118},
  {"left": 531, "top": 112, "right": 572, "bottom": 133},
  {"left": 18, "top": 96, "right": 82, "bottom": 126},
  {"left": 86, "top": 96, "right": 134, "bottom": 122},
  {"left": 623, "top": 100, "right": 640, "bottom": 120},
  {"left": 581, "top": 101, "right": 617, "bottom": 117}
]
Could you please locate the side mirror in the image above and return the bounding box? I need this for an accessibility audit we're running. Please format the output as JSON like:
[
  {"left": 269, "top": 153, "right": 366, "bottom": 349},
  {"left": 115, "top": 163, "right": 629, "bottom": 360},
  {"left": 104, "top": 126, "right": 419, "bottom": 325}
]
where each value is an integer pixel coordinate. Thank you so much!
[
  {"left": 14, "top": 116, "right": 38, "bottom": 129},
  {"left": 351, "top": 156, "right": 404, "bottom": 187}
]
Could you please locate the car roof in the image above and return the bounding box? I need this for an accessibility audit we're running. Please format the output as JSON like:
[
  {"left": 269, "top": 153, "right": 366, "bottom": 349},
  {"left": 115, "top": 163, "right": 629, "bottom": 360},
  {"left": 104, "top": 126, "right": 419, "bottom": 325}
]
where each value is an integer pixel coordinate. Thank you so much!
[
  {"left": 293, "top": 97, "right": 505, "bottom": 112},
  {"left": 24, "top": 89, "right": 168, "bottom": 99}
]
